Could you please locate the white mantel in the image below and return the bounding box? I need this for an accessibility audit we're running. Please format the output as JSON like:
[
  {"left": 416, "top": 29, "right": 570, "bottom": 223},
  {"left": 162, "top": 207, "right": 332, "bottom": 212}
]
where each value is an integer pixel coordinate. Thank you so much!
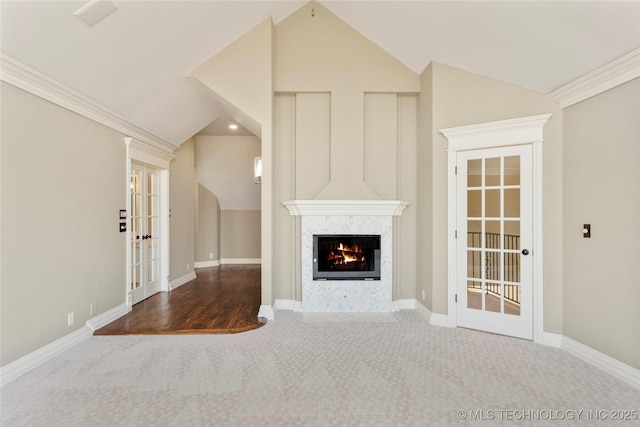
[
  {"left": 282, "top": 200, "right": 409, "bottom": 313},
  {"left": 282, "top": 200, "right": 409, "bottom": 216}
]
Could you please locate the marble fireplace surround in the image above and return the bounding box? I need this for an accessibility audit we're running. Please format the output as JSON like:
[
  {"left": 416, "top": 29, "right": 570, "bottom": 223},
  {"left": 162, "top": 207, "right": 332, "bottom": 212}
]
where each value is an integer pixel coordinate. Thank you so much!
[{"left": 282, "top": 200, "right": 409, "bottom": 312}]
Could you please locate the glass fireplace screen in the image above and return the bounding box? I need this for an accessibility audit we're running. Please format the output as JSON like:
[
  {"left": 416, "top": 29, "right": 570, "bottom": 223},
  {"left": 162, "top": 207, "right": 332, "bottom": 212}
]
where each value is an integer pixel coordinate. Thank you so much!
[{"left": 313, "top": 234, "right": 381, "bottom": 280}]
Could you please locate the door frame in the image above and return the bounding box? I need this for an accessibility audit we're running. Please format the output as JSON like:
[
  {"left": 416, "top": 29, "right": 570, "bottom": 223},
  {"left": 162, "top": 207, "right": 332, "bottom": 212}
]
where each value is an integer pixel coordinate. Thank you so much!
[
  {"left": 441, "top": 114, "right": 551, "bottom": 343},
  {"left": 125, "top": 137, "right": 173, "bottom": 308}
]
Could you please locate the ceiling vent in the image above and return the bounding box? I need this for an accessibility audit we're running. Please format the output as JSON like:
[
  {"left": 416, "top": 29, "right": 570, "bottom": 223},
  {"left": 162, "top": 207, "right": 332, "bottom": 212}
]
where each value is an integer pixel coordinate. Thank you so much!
[{"left": 74, "top": 0, "right": 118, "bottom": 28}]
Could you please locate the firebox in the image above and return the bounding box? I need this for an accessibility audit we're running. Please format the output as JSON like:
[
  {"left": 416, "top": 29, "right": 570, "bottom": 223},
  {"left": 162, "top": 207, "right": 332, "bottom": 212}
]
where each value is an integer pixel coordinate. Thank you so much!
[{"left": 313, "top": 234, "right": 381, "bottom": 280}]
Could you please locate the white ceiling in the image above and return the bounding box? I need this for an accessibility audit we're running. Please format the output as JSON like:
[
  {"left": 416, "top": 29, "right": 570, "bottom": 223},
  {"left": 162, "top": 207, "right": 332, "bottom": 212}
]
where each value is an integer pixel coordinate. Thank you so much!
[{"left": 1, "top": 1, "right": 638, "bottom": 148}]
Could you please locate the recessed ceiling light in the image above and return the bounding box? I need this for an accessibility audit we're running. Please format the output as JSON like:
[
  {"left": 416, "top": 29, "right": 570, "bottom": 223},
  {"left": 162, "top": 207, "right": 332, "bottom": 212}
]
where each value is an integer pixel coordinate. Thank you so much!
[{"left": 229, "top": 123, "right": 238, "bottom": 130}]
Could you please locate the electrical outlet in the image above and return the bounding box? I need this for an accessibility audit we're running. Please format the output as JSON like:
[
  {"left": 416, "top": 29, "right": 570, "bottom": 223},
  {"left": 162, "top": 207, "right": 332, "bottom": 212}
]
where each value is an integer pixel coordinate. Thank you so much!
[
  {"left": 67, "top": 312, "right": 75, "bottom": 327},
  {"left": 209, "top": 253, "right": 214, "bottom": 260},
  {"left": 187, "top": 263, "right": 190, "bottom": 271},
  {"left": 90, "top": 303, "right": 96, "bottom": 316},
  {"left": 422, "top": 289, "right": 426, "bottom": 301}
]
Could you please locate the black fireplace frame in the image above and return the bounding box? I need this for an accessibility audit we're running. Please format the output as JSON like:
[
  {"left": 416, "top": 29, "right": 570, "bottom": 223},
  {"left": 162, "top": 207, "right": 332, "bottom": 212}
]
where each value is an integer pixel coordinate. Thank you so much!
[{"left": 313, "top": 234, "right": 381, "bottom": 281}]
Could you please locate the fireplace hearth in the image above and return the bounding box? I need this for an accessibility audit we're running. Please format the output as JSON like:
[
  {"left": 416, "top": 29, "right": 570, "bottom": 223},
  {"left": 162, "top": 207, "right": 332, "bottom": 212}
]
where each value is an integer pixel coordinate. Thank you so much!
[{"left": 313, "top": 234, "right": 381, "bottom": 280}]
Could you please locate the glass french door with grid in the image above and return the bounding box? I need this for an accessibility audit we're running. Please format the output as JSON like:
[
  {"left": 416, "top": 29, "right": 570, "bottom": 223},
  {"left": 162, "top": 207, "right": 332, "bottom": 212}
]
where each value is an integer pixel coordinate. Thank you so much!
[
  {"left": 456, "top": 145, "right": 533, "bottom": 340},
  {"left": 129, "top": 163, "right": 162, "bottom": 305}
]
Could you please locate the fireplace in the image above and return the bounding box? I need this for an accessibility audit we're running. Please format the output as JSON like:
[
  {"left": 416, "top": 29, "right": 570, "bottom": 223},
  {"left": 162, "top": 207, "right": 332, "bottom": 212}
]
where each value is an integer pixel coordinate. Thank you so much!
[
  {"left": 282, "top": 200, "right": 408, "bottom": 313},
  {"left": 313, "top": 234, "right": 381, "bottom": 280}
]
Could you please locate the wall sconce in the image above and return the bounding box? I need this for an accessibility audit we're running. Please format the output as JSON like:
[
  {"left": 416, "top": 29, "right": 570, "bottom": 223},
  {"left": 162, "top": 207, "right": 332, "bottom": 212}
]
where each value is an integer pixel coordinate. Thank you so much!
[{"left": 254, "top": 156, "right": 262, "bottom": 184}]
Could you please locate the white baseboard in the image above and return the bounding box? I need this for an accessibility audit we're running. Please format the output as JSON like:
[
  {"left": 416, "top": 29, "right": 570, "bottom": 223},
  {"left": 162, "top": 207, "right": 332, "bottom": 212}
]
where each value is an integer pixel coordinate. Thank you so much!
[
  {"left": 540, "top": 331, "right": 563, "bottom": 348},
  {"left": 1, "top": 303, "right": 130, "bottom": 387},
  {"left": 1, "top": 327, "right": 90, "bottom": 387},
  {"left": 414, "top": 300, "right": 432, "bottom": 322},
  {"left": 194, "top": 259, "right": 261, "bottom": 268},
  {"left": 220, "top": 258, "right": 261, "bottom": 265},
  {"left": 393, "top": 299, "right": 416, "bottom": 311},
  {"left": 86, "top": 303, "right": 130, "bottom": 332},
  {"left": 194, "top": 260, "right": 219, "bottom": 268},
  {"left": 169, "top": 271, "right": 197, "bottom": 290},
  {"left": 413, "top": 300, "right": 450, "bottom": 327},
  {"left": 429, "top": 313, "right": 450, "bottom": 327},
  {"left": 561, "top": 336, "right": 640, "bottom": 390},
  {"left": 258, "top": 305, "right": 274, "bottom": 320},
  {"left": 274, "top": 299, "right": 302, "bottom": 313}
]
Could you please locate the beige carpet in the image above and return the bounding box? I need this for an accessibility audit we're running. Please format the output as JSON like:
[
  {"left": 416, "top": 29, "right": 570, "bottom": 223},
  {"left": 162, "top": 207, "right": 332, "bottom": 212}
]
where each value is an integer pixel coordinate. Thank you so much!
[{"left": 2, "top": 310, "right": 638, "bottom": 426}]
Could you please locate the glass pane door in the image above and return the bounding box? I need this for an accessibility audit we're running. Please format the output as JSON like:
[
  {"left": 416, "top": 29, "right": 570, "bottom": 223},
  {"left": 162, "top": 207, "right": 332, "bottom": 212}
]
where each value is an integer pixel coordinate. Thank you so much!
[
  {"left": 129, "top": 164, "right": 162, "bottom": 305},
  {"left": 457, "top": 145, "right": 532, "bottom": 339},
  {"left": 130, "top": 165, "right": 143, "bottom": 296},
  {"left": 146, "top": 171, "right": 160, "bottom": 291},
  {"left": 466, "top": 156, "right": 522, "bottom": 316}
]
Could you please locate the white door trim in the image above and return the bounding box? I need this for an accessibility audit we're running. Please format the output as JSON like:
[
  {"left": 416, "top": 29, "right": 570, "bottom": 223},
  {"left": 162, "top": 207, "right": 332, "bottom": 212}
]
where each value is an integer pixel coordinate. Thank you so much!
[
  {"left": 441, "top": 114, "right": 551, "bottom": 343},
  {"left": 124, "top": 137, "right": 172, "bottom": 307}
]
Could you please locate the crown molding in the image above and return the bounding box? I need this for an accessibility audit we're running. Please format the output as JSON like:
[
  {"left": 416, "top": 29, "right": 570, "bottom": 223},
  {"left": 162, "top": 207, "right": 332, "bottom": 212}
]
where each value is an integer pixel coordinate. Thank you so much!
[
  {"left": 0, "top": 53, "right": 178, "bottom": 153},
  {"left": 547, "top": 48, "right": 640, "bottom": 109}
]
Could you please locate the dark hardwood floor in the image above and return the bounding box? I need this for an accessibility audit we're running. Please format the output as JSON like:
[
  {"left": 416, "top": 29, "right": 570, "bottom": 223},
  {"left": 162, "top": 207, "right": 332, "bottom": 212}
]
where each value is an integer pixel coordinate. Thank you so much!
[{"left": 94, "top": 265, "right": 265, "bottom": 335}]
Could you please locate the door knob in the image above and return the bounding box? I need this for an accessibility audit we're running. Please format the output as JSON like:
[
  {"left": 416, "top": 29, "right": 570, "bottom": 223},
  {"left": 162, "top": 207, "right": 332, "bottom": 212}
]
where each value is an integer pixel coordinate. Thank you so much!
[{"left": 522, "top": 249, "right": 530, "bottom": 256}]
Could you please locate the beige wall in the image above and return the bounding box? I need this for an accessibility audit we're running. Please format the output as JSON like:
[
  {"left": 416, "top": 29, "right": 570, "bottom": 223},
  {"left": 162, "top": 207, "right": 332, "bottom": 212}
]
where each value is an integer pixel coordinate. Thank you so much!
[
  {"left": 1, "top": 82, "right": 126, "bottom": 366},
  {"left": 425, "top": 62, "right": 564, "bottom": 334},
  {"left": 169, "top": 138, "right": 196, "bottom": 279},
  {"left": 272, "top": 2, "right": 419, "bottom": 302},
  {"left": 417, "top": 64, "right": 434, "bottom": 308},
  {"left": 196, "top": 184, "right": 220, "bottom": 264},
  {"left": 563, "top": 78, "right": 640, "bottom": 369},
  {"left": 221, "top": 210, "right": 261, "bottom": 260},
  {"left": 273, "top": 2, "right": 419, "bottom": 200},
  {"left": 195, "top": 135, "right": 261, "bottom": 210}
]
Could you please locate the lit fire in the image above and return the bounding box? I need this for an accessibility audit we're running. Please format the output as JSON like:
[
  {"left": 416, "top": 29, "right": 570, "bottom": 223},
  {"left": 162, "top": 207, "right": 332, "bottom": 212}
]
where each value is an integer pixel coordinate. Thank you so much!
[{"left": 330, "top": 243, "right": 365, "bottom": 265}]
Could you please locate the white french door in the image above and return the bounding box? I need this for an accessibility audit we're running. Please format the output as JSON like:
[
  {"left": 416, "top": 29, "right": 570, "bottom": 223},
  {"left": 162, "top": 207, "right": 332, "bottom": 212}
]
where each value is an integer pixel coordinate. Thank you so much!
[
  {"left": 456, "top": 144, "right": 533, "bottom": 339},
  {"left": 129, "top": 163, "right": 162, "bottom": 304}
]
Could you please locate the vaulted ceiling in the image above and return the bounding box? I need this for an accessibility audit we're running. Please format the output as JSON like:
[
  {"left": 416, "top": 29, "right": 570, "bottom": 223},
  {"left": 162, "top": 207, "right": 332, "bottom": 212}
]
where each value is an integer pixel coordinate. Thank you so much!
[{"left": 1, "top": 1, "right": 638, "bottom": 148}]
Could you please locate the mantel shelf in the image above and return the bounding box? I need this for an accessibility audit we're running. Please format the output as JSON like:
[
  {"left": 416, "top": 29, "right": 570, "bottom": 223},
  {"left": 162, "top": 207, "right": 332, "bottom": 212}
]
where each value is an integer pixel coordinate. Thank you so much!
[{"left": 282, "top": 200, "right": 409, "bottom": 217}]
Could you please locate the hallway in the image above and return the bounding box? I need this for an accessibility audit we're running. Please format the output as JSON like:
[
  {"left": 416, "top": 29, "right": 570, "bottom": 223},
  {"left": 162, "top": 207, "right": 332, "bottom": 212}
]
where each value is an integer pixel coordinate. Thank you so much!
[{"left": 95, "top": 265, "right": 265, "bottom": 335}]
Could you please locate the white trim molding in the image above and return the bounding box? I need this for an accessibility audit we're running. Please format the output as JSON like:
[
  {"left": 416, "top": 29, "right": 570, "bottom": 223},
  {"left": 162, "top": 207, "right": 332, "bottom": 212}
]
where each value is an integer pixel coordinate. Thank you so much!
[
  {"left": 392, "top": 299, "right": 416, "bottom": 311},
  {"left": 169, "top": 271, "right": 197, "bottom": 290},
  {"left": 194, "top": 260, "right": 220, "bottom": 268},
  {"left": 547, "top": 48, "right": 640, "bottom": 108},
  {"left": 441, "top": 114, "right": 551, "bottom": 343},
  {"left": 274, "top": 299, "right": 303, "bottom": 313},
  {"left": 258, "top": 305, "right": 275, "bottom": 320},
  {"left": 429, "top": 313, "right": 450, "bottom": 328},
  {"left": 1, "top": 303, "right": 129, "bottom": 387},
  {"left": 282, "top": 200, "right": 409, "bottom": 217},
  {"left": 220, "top": 258, "right": 262, "bottom": 265},
  {"left": 414, "top": 300, "right": 432, "bottom": 322},
  {"left": 0, "top": 54, "right": 178, "bottom": 153},
  {"left": 127, "top": 137, "right": 175, "bottom": 170},
  {"left": 540, "top": 332, "right": 563, "bottom": 348},
  {"left": 561, "top": 337, "right": 640, "bottom": 390},
  {"left": 440, "top": 114, "right": 552, "bottom": 152},
  {"left": 0, "top": 327, "right": 92, "bottom": 387},
  {"left": 85, "top": 303, "right": 130, "bottom": 332}
]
